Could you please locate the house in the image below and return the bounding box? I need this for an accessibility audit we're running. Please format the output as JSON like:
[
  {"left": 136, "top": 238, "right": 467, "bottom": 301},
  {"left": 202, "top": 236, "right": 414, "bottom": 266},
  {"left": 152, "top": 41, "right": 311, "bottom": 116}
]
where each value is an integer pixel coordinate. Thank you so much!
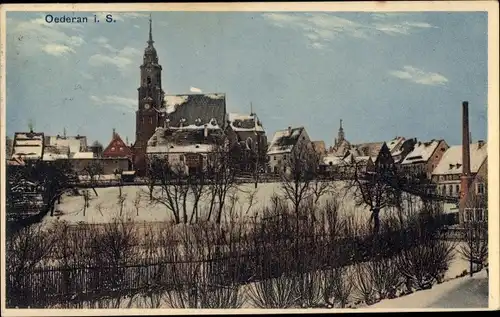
[
  {"left": 11, "top": 131, "right": 45, "bottom": 161},
  {"left": 320, "top": 152, "right": 374, "bottom": 179},
  {"left": 102, "top": 129, "right": 133, "bottom": 171},
  {"left": 225, "top": 112, "right": 267, "bottom": 173},
  {"left": 312, "top": 141, "right": 327, "bottom": 157},
  {"left": 44, "top": 132, "right": 88, "bottom": 157},
  {"left": 387, "top": 137, "right": 418, "bottom": 164},
  {"left": 432, "top": 141, "right": 487, "bottom": 199},
  {"left": 400, "top": 139, "right": 449, "bottom": 179},
  {"left": 267, "top": 126, "right": 312, "bottom": 174},
  {"left": 146, "top": 122, "right": 224, "bottom": 175},
  {"left": 460, "top": 156, "right": 487, "bottom": 224}
]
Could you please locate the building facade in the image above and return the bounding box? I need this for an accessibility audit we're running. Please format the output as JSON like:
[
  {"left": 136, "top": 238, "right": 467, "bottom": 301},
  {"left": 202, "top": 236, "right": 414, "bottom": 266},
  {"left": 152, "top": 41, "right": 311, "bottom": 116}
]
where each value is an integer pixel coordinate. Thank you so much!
[
  {"left": 400, "top": 139, "right": 449, "bottom": 179},
  {"left": 431, "top": 141, "right": 487, "bottom": 199},
  {"left": 267, "top": 126, "right": 312, "bottom": 174}
]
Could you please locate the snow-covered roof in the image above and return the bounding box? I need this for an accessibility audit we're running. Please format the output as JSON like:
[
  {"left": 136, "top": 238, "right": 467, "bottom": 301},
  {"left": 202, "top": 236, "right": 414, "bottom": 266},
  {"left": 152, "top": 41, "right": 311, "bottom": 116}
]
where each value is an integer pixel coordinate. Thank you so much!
[
  {"left": 42, "top": 153, "right": 69, "bottom": 161},
  {"left": 432, "top": 142, "right": 487, "bottom": 175},
  {"left": 147, "top": 143, "right": 213, "bottom": 154},
  {"left": 12, "top": 132, "right": 44, "bottom": 160},
  {"left": 352, "top": 142, "right": 385, "bottom": 157},
  {"left": 72, "top": 152, "right": 95, "bottom": 159},
  {"left": 322, "top": 155, "right": 347, "bottom": 166},
  {"left": 159, "top": 94, "right": 227, "bottom": 129},
  {"left": 401, "top": 140, "right": 442, "bottom": 165},
  {"left": 47, "top": 136, "right": 85, "bottom": 153},
  {"left": 227, "top": 113, "right": 265, "bottom": 133},
  {"left": 122, "top": 171, "right": 136, "bottom": 175},
  {"left": 267, "top": 127, "right": 305, "bottom": 155},
  {"left": 386, "top": 136, "right": 406, "bottom": 153}
]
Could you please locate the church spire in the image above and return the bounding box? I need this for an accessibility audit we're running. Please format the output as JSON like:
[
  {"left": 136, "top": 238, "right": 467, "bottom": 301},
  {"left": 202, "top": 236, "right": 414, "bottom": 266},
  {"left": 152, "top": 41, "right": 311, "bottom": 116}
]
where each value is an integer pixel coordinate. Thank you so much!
[
  {"left": 148, "top": 14, "right": 154, "bottom": 46},
  {"left": 336, "top": 119, "right": 345, "bottom": 147}
]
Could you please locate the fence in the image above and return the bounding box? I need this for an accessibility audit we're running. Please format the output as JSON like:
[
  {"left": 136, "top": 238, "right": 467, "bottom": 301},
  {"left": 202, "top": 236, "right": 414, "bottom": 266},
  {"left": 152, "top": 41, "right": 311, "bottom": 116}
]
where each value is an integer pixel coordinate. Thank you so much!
[{"left": 6, "top": 214, "right": 447, "bottom": 309}]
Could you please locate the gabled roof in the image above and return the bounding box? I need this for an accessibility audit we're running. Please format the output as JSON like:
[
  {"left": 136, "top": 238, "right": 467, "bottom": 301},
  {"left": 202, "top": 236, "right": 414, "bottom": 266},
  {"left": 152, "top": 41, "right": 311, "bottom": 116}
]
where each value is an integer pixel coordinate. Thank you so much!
[
  {"left": 352, "top": 142, "right": 385, "bottom": 157},
  {"left": 267, "top": 127, "right": 305, "bottom": 155},
  {"left": 160, "top": 93, "right": 227, "bottom": 128},
  {"left": 432, "top": 142, "right": 487, "bottom": 175},
  {"left": 401, "top": 139, "right": 443, "bottom": 165},
  {"left": 103, "top": 131, "right": 133, "bottom": 158},
  {"left": 47, "top": 135, "right": 87, "bottom": 153},
  {"left": 227, "top": 113, "right": 265, "bottom": 133},
  {"left": 386, "top": 136, "right": 406, "bottom": 153},
  {"left": 12, "top": 131, "right": 44, "bottom": 160}
]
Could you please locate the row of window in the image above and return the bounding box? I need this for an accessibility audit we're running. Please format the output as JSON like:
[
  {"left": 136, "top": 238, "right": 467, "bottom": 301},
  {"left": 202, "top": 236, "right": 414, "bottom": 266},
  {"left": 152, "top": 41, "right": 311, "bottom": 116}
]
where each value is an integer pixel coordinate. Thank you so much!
[
  {"left": 463, "top": 208, "right": 487, "bottom": 223},
  {"left": 437, "top": 182, "right": 485, "bottom": 196}
]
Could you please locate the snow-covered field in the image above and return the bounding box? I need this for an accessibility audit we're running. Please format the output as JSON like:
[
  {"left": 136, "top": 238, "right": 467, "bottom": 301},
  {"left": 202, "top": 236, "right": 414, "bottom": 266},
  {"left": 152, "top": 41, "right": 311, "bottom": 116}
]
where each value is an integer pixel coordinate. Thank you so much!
[
  {"left": 42, "top": 182, "right": 399, "bottom": 227},
  {"left": 371, "top": 269, "right": 488, "bottom": 309}
]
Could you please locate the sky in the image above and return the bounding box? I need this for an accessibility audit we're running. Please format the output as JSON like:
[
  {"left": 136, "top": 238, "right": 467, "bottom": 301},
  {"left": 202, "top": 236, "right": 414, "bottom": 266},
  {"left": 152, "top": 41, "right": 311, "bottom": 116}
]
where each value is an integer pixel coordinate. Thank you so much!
[{"left": 5, "top": 11, "right": 488, "bottom": 148}]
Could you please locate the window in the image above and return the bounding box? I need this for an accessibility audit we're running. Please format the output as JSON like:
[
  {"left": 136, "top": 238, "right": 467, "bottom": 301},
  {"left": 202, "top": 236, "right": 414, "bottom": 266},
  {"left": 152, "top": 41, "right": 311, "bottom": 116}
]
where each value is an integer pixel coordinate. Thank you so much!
[
  {"left": 120, "top": 147, "right": 124, "bottom": 151},
  {"left": 180, "top": 155, "right": 184, "bottom": 162},
  {"left": 464, "top": 208, "right": 486, "bottom": 223},
  {"left": 111, "top": 147, "right": 115, "bottom": 151},
  {"left": 141, "top": 118, "right": 145, "bottom": 124},
  {"left": 477, "top": 183, "right": 485, "bottom": 195},
  {"left": 150, "top": 118, "right": 153, "bottom": 124},
  {"left": 455, "top": 184, "right": 460, "bottom": 196},
  {"left": 147, "top": 77, "right": 152, "bottom": 85},
  {"left": 284, "top": 155, "right": 287, "bottom": 160},
  {"left": 273, "top": 156, "right": 276, "bottom": 161}
]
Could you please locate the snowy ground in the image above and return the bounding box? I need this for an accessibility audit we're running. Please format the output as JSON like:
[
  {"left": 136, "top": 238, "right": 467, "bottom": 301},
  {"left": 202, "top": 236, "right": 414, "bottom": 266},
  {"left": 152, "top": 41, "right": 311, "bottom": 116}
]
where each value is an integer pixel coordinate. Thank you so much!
[
  {"left": 371, "top": 269, "right": 488, "bottom": 309},
  {"left": 42, "top": 182, "right": 392, "bottom": 227}
]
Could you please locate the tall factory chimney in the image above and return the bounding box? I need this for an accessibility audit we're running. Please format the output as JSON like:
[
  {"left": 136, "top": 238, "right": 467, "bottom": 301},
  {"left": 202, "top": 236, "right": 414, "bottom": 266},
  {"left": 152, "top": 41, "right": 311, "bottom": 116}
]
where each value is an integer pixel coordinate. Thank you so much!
[{"left": 460, "top": 101, "right": 473, "bottom": 201}]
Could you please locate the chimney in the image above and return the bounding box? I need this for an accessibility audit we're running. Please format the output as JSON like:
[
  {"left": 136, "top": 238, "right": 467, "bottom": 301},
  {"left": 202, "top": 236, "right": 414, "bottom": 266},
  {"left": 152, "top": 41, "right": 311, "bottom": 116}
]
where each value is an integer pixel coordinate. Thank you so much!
[
  {"left": 478, "top": 139, "right": 484, "bottom": 148},
  {"left": 204, "top": 124, "right": 208, "bottom": 138},
  {"left": 460, "top": 101, "right": 472, "bottom": 202},
  {"left": 112, "top": 128, "right": 116, "bottom": 139},
  {"left": 288, "top": 126, "right": 292, "bottom": 136}
]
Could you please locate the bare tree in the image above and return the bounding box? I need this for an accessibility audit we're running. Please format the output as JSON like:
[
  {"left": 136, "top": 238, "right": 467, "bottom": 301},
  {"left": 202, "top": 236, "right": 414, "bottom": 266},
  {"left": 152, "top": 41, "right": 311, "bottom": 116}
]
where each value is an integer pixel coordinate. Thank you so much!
[
  {"left": 6, "top": 224, "right": 58, "bottom": 308},
  {"left": 278, "top": 140, "right": 318, "bottom": 216},
  {"left": 345, "top": 156, "right": 401, "bottom": 235},
  {"left": 459, "top": 190, "right": 488, "bottom": 276},
  {"left": 83, "top": 160, "right": 104, "bottom": 196},
  {"left": 133, "top": 191, "right": 142, "bottom": 217},
  {"left": 205, "top": 136, "right": 237, "bottom": 223}
]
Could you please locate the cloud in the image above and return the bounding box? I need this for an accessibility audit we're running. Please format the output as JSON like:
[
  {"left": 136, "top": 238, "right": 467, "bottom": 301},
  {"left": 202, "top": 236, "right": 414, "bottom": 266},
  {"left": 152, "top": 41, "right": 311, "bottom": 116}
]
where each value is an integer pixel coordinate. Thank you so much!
[
  {"left": 190, "top": 86, "right": 202, "bottom": 93},
  {"left": 262, "top": 12, "right": 437, "bottom": 48},
  {"left": 89, "top": 39, "right": 141, "bottom": 73},
  {"left": 42, "top": 44, "right": 75, "bottom": 56},
  {"left": 389, "top": 65, "right": 449, "bottom": 86},
  {"left": 90, "top": 95, "right": 136, "bottom": 112},
  {"left": 9, "top": 15, "right": 86, "bottom": 57}
]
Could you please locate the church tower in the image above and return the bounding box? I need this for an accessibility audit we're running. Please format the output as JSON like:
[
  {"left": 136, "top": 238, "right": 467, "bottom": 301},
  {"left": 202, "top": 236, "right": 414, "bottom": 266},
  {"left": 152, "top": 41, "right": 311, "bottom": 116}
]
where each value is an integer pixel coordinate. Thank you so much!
[
  {"left": 334, "top": 119, "right": 345, "bottom": 148},
  {"left": 133, "top": 15, "right": 165, "bottom": 174}
]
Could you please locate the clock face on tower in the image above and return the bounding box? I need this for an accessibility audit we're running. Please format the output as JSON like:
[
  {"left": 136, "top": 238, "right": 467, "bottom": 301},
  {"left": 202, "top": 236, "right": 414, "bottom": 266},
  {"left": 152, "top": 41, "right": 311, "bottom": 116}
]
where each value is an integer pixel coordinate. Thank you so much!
[{"left": 144, "top": 104, "right": 150, "bottom": 110}]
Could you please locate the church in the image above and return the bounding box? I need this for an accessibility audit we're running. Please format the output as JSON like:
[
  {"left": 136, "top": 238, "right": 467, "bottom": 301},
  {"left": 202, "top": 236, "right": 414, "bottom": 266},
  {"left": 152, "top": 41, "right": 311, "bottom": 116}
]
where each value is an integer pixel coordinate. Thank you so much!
[{"left": 132, "top": 16, "right": 228, "bottom": 175}]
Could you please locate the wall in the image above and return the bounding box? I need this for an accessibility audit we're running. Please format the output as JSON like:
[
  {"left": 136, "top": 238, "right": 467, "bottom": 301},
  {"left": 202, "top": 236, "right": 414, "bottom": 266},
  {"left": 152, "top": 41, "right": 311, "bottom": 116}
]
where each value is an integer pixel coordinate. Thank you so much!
[
  {"left": 459, "top": 157, "right": 488, "bottom": 225},
  {"left": 71, "top": 158, "right": 131, "bottom": 175},
  {"left": 425, "top": 140, "right": 449, "bottom": 179}
]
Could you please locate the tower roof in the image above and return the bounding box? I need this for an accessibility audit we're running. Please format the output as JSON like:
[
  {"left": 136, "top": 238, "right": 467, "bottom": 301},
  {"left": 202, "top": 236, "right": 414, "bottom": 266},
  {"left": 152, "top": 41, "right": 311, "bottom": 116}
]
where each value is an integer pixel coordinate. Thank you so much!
[{"left": 143, "top": 14, "right": 158, "bottom": 64}]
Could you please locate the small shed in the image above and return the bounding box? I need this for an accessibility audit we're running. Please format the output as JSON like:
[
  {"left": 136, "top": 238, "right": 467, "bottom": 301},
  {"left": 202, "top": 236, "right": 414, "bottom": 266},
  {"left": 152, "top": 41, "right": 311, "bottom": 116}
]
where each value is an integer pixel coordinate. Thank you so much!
[{"left": 121, "top": 170, "right": 137, "bottom": 183}]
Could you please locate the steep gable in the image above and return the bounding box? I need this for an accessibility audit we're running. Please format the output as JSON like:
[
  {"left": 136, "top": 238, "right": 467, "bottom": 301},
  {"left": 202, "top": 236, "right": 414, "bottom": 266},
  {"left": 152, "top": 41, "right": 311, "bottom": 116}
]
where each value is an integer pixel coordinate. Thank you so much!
[{"left": 103, "top": 131, "right": 133, "bottom": 158}]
